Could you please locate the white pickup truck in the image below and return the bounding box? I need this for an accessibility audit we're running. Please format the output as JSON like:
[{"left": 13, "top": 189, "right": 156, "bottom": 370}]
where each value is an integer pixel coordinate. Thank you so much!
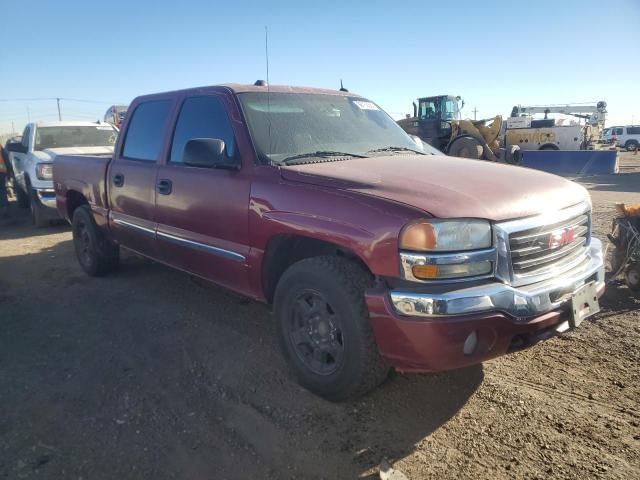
[{"left": 7, "top": 121, "right": 117, "bottom": 226}]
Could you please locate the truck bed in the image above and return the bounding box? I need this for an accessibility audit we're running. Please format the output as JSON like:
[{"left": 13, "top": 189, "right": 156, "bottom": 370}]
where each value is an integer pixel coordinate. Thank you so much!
[{"left": 53, "top": 153, "right": 112, "bottom": 222}]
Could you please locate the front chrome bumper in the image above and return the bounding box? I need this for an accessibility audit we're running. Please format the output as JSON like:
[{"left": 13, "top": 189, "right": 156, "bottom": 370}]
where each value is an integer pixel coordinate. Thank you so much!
[
  {"left": 35, "top": 188, "right": 57, "bottom": 209},
  {"left": 390, "top": 238, "right": 604, "bottom": 318}
]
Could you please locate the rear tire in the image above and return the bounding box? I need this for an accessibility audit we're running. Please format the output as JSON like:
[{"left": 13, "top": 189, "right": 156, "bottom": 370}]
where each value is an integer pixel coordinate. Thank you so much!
[
  {"left": 448, "top": 136, "right": 483, "bottom": 159},
  {"left": 30, "top": 189, "right": 48, "bottom": 228},
  {"left": 625, "top": 140, "right": 638, "bottom": 152},
  {"left": 72, "top": 205, "right": 119, "bottom": 276},
  {"left": 274, "top": 256, "right": 389, "bottom": 401}
]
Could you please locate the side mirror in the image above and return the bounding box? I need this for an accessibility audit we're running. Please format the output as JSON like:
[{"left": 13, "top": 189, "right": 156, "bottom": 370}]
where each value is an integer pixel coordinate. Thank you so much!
[
  {"left": 183, "top": 138, "right": 238, "bottom": 170},
  {"left": 6, "top": 142, "right": 27, "bottom": 154}
]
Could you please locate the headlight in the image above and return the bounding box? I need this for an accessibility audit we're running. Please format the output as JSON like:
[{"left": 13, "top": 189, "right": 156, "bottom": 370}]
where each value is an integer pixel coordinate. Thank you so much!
[
  {"left": 36, "top": 163, "right": 53, "bottom": 180},
  {"left": 400, "top": 219, "right": 492, "bottom": 252}
]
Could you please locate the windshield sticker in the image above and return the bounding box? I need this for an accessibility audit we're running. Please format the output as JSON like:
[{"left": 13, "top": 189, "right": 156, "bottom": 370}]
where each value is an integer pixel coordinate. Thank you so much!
[
  {"left": 352, "top": 101, "right": 379, "bottom": 111},
  {"left": 96, "top": 126, "right": 114, "bottom": 130}
]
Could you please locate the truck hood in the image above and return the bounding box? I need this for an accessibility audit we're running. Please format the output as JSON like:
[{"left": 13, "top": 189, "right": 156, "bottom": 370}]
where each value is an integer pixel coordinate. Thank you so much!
[
  {"left": 279, "top": 155, "right": 589, "bottom": 221},
  {"left": 36, "top": 146, "right": 114, "bottom": 161}
]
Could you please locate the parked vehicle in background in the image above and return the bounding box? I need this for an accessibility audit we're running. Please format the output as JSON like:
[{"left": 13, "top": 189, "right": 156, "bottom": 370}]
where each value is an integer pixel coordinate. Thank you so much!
[
  {"left": 104, "top": 105, "right": 128, "bottom": 129},
  {"left": 602, "top": 125, "right": 640, "bottom": 151},
  {"left": 397, "top": 94, "right": 518, "bottom": 162},
  {"left": 505, "top": 102, "right": 608, "bottom": 151},
  {"left": 8, "top": 121, "right": 117, "bottom": 226},
  {"left": 54, "top": 83, "right": 604, "bottom": 400}
]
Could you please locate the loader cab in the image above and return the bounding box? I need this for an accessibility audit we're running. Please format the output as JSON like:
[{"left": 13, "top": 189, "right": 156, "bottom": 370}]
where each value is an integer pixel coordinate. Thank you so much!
[
  {"left": 417, "top": 95, "right": 460, "bottom": 122},
  {"left": 404, "top": 95, "right": 461, "bottom": 150}
]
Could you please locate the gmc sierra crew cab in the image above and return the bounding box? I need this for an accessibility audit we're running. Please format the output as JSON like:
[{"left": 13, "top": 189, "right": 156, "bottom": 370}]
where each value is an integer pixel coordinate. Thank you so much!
[{"left": 53, "top": 83, "right": 605, "bottom": 400}]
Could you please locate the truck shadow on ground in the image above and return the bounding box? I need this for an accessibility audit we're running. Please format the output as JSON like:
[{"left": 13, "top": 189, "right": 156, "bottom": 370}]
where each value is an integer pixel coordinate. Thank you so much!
[
  {"left": 0, "top": 226, "right": 483, "bottom": 479},
  {"left": 0, "top": 203, "right": 69, "bottom": 240},
  {"left": 579, "top": 172, "right": 640, "bottom": 194}
]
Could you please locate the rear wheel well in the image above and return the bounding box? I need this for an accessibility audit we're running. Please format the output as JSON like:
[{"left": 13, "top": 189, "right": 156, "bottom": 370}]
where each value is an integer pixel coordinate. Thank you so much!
[
  {"left": 539, "top": 143, "right": 559, "bottom": 150},
  {"left": 66, "top": 190, "right": 89, "bottom": 220},
  {"left": 262, "top": 235, "right": 371, "bottom": 304}
]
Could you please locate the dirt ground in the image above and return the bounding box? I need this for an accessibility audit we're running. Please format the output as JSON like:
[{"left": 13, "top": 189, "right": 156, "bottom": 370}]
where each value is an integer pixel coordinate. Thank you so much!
[{"left": 1, "top": 153, "right": 639, "bottom": 480}]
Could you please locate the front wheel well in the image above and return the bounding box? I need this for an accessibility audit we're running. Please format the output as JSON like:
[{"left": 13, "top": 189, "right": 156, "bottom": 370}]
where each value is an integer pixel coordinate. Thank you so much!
[
  {"left": 66, "top": 190, "right": 89, "bottom": 220},
  {"left": 262, "top": 235, "right": 371, "bottom": 304}
]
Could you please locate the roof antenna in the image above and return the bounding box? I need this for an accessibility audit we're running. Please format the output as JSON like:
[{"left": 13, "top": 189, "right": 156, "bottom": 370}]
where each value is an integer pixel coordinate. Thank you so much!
[
  {"left": 339, "top": 79, "right": 348, "bottom": 92},
  {"left": 265, "top": 26, "right": 272, "bottom": 159}
]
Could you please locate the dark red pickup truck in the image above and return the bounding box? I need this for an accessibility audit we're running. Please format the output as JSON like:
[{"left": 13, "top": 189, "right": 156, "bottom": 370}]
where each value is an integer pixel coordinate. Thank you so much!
[{"left": 54, "top": 83, "right": 605, "bottom": 400}]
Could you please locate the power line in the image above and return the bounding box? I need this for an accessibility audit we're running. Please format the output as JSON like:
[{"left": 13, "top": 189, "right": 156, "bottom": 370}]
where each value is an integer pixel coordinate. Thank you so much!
[{"left": 0, "top": 97, "right": 125, "bottom": 104}]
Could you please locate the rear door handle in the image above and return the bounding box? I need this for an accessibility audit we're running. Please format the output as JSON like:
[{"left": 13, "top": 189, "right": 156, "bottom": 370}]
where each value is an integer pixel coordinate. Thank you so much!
[
  {"left": 157, "top": 179, "right": 172, "bottom": 195},
  {"left": 113, "top": 173, "right": 125, "bottom": 187}
]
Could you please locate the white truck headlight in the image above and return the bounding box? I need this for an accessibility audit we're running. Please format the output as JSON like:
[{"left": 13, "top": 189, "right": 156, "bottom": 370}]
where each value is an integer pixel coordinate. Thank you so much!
[
  {"left": 36, "top": 163, "right": 53, "bottom": 180},
  {"left": 400, "top": 219, "right": 492, "bottom": 252}
]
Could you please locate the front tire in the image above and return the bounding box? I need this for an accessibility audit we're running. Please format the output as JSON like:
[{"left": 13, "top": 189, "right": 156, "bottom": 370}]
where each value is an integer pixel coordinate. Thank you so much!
[
  {"left": 15, "top": 182, "right": 29, "bottom": 208},
  {"left": 72, "top": 205, "right": 119, "bottom": 276},
  {"left": 274, "top": 256, "right": 389, "bottom": 401},
  {"left": 30, "top": 189, "right": 49, "bottom": 228},
  {"left": 448, "top": 136, "right": 483, "bottom": 159}
]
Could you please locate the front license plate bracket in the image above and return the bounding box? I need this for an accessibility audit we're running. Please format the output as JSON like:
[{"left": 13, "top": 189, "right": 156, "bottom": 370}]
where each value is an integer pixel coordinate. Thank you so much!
[{"left": 569, "top": 282, "right": 600, "bottom": 329}]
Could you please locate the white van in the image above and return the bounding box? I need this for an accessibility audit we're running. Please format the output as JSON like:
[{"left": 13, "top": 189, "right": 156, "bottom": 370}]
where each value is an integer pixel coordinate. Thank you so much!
[{"left": 602, "top": 125, "right": 640, "bottom": 151}]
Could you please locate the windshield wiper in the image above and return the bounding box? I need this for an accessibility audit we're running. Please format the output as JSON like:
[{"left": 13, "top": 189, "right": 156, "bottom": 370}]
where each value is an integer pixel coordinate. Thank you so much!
[
  {"left": 280, "top": 151, "right": 368, "bottom": 165},
  {"left": 366, "top": 146, "right": 425, "bottom": 155}
]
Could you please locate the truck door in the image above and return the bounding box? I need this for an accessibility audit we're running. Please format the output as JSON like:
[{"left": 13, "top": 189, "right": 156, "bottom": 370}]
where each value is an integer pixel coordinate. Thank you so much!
[
  {"left": 109, "top": 99, "right": 173, "bottom": 258},
  {"left": 153, "top": 93, "right": 251, "bottom": 294}
]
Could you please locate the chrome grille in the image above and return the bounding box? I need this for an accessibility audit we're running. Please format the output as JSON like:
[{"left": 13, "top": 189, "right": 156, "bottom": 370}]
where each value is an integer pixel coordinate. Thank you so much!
[{"left": 509, "top": 213, "right": 590, "bottom": 277}]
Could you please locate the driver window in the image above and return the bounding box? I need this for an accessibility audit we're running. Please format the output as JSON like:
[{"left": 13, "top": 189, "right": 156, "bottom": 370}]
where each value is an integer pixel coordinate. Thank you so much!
[{"left": 170, "top": 95, "right": 236, "bottom": 164}]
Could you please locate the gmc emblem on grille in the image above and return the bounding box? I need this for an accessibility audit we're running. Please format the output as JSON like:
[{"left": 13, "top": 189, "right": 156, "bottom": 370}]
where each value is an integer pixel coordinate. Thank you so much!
[{"left": 548, "top": 227, "right": 576, "bottom": 249}]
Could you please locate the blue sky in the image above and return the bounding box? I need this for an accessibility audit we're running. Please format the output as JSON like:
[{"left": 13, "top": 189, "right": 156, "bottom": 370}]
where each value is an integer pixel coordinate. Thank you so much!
[{"left": 1, "top": 0, "right": 638, "bottom": 134}]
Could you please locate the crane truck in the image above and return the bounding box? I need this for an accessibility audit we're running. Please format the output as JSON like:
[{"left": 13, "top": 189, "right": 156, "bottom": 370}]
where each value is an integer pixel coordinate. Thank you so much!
[{"left": 505, "top": 101, "right": 608, "bottom": 151}]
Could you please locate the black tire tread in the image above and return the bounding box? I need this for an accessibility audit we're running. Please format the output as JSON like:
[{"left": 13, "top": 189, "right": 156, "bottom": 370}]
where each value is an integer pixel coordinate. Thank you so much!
[
  {"left": 275, "top": 255, "right": 389, "bottom": 401},
  {"left": 15, "top": 182, "right": 29, "bottom": 208},
  {"left": 72, "top": 205, "right": 119, "bottom": 276},
  {"left": 448, "top": 136, "right": 483, "bottom": 159},
  {"left": 30, "top": 189, "right": 48, "bottom": 228}
]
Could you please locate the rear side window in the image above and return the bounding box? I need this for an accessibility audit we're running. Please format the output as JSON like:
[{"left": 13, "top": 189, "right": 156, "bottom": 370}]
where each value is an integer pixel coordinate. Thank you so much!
[
  {"left": 627, "top": 126, "right": 640, "bottom": 135},
  {"left": 615, "top": 127, "right": 623, "bottom": 135},
  {"left": 122, "top": 100, "right": 172, "bottom": 161},
  {"left": 170, "top": 96, "right": 236, "bottom": 163}
]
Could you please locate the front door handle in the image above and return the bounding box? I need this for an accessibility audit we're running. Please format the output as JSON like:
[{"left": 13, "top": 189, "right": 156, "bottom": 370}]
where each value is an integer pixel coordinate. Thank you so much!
[
  {"left": 157, "top": 179, "right": 172, "bottom": 195},
  {"left": 113, "top": 173, "right": 125, "bottom": 187}
]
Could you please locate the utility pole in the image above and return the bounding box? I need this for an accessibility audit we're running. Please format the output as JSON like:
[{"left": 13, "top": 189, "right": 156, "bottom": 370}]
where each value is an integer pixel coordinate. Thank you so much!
[
  {"left": 26, "top": 105, "right": 31, "bottom": 122},
  {"left": 56, "top": 98, "right": 62, "bottom": 121},
  {"left": 11, "top": 121, "right": 15, "bottom": 134},
  {"left": 472, "top": 106, "right": 478, "bottom": 120}
]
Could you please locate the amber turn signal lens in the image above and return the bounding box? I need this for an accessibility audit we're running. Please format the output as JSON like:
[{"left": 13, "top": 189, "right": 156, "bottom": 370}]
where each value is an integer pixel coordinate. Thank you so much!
[
  {"left": 412, "top": 264, "right": 439, "bottom": 279},
  {"left": 401, "top": 222, "right": 437, "bottom": 250}
]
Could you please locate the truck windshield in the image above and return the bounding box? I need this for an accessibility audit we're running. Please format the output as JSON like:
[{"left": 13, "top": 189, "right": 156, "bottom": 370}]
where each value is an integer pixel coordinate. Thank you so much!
[
  {"left": 238, "top": 93, "right": 419, "bottom": 164},
  {"left": 34, "top": 126, "right": 117, "bottom": 151}
]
